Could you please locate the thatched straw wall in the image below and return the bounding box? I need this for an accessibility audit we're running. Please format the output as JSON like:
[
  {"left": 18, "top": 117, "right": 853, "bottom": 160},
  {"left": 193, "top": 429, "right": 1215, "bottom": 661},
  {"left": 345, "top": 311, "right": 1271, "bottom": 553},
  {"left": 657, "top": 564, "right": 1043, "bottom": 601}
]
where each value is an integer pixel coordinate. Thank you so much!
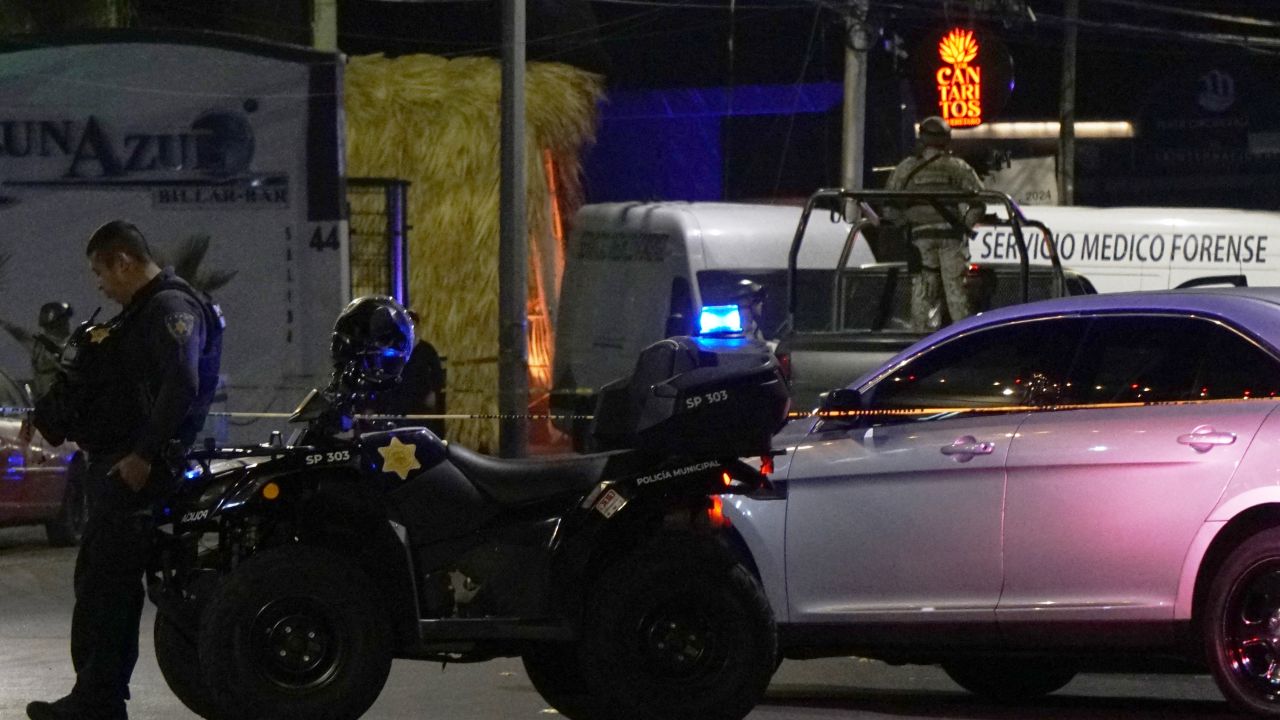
[{"left": 345, "top": 54, "right": 603, "bottom": 452}]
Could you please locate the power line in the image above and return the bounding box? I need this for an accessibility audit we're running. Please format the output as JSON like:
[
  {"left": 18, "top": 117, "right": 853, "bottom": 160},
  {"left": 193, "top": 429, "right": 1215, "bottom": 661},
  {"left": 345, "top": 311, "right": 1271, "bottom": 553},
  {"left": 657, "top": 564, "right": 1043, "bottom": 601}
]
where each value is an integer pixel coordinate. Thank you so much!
[
  {"left": 771, "top": 3, "right": 825, "bottom": 197},
  {"left": 593, "top": 0, "right": 810, "bottom": 7},
  {"left": 1032, "top": 10, "right": 1280, "bottom": 56},
  {"left": 855, "top": 0, "right": 1280, "bottom": 57},
  {"left": 1087, "top": 0, "right": 1280, "bottom": 31}
]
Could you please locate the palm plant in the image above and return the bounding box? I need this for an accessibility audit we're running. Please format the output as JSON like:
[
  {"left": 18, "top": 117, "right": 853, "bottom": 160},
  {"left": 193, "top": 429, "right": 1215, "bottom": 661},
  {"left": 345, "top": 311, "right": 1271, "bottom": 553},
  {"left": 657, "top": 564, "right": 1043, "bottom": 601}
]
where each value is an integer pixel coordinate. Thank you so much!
[
  {"left": 0, "top": 248, "right": 34, "bottom": 353},
  {"left": 157, "top": 234, "right": 238, "bottom": 294}
]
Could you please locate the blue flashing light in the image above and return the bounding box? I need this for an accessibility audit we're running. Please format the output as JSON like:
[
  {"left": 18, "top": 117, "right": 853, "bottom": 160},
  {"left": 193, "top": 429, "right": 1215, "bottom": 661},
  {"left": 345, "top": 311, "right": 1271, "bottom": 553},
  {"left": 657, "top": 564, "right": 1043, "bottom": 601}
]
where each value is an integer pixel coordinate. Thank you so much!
[
  {"left": 3, "top": 452, "right": 24, "bottom": 481},
  {"left": 699, "top": 305, "right": 744, "bottom": 336},
  {"left": 184, "top": 467, "right": 203, "bottom": 481}
]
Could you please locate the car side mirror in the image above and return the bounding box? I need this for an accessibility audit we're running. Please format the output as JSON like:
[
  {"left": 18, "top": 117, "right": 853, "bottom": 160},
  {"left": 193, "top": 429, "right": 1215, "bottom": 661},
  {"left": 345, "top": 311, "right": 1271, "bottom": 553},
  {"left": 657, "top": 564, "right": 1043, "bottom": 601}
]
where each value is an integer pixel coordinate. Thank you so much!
[{"left": 820, "top": 387, "right": 862, "bottom": 414}]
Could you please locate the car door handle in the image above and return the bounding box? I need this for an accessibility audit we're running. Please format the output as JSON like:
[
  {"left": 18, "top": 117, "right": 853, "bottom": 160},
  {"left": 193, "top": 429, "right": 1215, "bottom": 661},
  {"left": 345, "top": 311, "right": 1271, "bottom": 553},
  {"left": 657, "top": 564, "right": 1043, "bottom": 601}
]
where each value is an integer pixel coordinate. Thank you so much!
[
  {"left": 1178, "top": 426, "right": 1237, "bottom": 453},
  {"left": 941, "top": 436, "right": 995, "bottom": 461}
]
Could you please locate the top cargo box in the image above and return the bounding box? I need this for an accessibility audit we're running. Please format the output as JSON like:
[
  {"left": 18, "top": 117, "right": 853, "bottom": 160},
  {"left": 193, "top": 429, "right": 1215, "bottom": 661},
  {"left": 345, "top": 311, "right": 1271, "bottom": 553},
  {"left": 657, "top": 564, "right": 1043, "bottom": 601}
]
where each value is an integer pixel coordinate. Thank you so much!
[{"left": 592, "top": 336, "right": 790, "bottom": 457}]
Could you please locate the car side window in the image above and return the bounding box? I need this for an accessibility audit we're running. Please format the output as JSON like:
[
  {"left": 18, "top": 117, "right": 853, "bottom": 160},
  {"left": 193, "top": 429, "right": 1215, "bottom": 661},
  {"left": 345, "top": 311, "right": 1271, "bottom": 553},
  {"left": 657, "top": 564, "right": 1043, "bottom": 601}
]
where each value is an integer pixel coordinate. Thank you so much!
[
  {"left": 1070, "top": 316, "right": 1280, "bottom": 404},
  {"left": 865, "top": 318, "right": 1086, "bottom": 416}
]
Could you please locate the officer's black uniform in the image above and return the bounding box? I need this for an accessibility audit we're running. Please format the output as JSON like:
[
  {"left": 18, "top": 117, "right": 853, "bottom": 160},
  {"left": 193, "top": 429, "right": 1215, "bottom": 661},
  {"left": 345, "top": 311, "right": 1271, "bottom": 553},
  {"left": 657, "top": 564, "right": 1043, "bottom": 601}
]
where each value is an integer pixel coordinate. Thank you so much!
[
  {"left": 373, "top": 338, "right": 446, "bottom": 437},
  {"left": 51, "top": 269, "right": 222, "bottom": 718}
]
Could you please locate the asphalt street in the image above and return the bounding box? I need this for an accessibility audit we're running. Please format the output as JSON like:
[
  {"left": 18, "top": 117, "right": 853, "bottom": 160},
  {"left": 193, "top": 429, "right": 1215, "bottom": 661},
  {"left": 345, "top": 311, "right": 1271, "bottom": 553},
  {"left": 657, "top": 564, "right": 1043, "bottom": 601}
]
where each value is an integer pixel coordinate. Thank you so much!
[{"left": 0, "top": 526, "right": 1239, "bottom": 720}]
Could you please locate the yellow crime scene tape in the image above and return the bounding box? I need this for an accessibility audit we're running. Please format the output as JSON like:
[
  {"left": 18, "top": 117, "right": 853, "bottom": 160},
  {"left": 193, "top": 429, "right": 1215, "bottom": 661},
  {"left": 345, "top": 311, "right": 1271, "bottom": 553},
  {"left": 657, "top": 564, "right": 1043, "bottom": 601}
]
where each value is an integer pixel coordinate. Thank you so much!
[
  {"left": 0, "top": 407, "right": 595, "bottom": 421},
  {"left": 3, "top": 395, "right": 1277, "bottom": 422}
]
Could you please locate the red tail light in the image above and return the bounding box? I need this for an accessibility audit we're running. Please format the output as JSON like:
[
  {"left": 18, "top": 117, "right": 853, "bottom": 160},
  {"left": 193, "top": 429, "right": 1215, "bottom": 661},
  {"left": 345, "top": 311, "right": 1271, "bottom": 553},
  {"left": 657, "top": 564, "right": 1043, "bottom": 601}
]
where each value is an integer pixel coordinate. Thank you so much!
[
  {"left": 707, "top": 496, "right": 729, "bottom": 528},
  {"left": 776, "top": 351, "right": 792, "bottom": 384}
]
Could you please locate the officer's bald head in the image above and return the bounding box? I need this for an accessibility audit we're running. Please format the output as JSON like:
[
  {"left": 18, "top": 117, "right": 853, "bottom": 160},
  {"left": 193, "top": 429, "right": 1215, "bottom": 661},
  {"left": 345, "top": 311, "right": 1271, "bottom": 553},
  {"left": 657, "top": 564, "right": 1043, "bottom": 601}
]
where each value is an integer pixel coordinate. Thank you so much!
[{"left": 86, "top": 220, "right": 153, "bottom": 265}]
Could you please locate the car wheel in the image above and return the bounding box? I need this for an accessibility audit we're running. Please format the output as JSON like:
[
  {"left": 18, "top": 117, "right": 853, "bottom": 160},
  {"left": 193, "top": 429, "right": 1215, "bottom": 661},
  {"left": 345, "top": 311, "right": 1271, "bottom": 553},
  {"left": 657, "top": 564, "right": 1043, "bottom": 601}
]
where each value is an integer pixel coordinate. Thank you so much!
[
  {"left": 942, "top": 659, "right": 1076, "bottom": 702},
  {"left": 580, "top": 533, "right": 776, "bottom": 720},
  {"left": 45, "top": 456, "right": 88, "bottom": 547},
  {"left": 1205, "top": 527, "right": 1280, "bottom": 716},
  {"left": 199, "top": 545, "right": 393, "bottom": 720},
  {"left": 154, "top": 611, "right": 222, "bottom": 719},
  {"left": 522, "top": 642, "right": 596, "bottom": 720}
]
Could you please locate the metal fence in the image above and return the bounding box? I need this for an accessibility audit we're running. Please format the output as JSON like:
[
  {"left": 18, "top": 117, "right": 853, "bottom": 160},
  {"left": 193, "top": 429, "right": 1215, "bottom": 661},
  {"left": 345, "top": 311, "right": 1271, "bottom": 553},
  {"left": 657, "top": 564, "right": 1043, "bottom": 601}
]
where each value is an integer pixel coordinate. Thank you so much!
[{"left": 346, "top": 177, "right": 410, "bottom": 304}]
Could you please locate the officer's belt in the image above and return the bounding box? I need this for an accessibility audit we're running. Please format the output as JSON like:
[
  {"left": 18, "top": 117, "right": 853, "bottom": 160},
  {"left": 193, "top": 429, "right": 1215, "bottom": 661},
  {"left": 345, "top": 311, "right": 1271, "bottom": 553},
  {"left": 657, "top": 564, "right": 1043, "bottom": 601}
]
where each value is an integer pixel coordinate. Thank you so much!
[{"left": 913, "top": 226, "right": 965, "bottom": 239}]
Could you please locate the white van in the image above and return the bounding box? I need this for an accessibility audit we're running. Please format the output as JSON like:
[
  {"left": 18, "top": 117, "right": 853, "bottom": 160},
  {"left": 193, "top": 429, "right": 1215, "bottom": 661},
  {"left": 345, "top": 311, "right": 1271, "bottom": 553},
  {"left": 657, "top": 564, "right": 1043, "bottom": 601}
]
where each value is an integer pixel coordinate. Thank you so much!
[
  {"left": 971, "top": 205, "right": 1280, "bottom": 292},
  {"left": 549, "top": 202, "right": 871, "bottom": 440},
  {"left": 552, "top": 200, "right": 1280, "bottom": 442}
]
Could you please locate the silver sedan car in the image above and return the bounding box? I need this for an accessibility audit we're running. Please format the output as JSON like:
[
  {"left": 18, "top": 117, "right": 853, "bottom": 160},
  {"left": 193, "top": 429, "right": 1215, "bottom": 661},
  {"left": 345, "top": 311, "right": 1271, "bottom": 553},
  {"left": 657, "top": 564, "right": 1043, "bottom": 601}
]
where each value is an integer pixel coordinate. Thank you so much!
[{"left": 726, "top": 287, "right": 1280, "bottom": 715}]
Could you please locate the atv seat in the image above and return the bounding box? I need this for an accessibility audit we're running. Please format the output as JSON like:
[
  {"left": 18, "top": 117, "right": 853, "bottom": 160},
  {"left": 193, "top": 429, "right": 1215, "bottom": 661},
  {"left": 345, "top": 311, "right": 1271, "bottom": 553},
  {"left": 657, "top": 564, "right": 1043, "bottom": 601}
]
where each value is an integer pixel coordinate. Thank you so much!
[{"left": 447, "top": 444, "right": 632, "bottom": 505}]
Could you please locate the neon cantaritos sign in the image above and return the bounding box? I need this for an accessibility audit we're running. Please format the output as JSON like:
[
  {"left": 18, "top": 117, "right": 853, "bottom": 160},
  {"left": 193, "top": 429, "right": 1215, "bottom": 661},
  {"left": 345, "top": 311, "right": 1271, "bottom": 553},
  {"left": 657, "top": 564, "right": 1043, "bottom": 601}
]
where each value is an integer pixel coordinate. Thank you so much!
[
  {"left": 936, "top": 29, "right": 983, "bottom": 127},
  {"left": 915, "top": 27, "right": 1012, "bottom": 129}
]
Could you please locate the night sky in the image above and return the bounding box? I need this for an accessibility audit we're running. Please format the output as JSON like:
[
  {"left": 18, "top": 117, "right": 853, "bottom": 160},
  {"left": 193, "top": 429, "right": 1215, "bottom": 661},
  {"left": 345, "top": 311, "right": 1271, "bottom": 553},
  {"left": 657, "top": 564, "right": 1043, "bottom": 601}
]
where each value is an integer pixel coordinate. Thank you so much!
[{"left": 135, "top": 0, "right": 1280, "bottom": 205}]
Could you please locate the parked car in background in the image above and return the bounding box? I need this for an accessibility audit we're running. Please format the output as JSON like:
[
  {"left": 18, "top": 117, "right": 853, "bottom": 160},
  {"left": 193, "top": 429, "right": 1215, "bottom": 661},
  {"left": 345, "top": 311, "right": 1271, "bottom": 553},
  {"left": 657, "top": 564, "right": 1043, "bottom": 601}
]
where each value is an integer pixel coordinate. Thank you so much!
[
  {"left": 0, "top": 368, "right": 86, "bottom": 546},
  {"left": 725, "top": 287, "right": 1280, "bottom": 717}
]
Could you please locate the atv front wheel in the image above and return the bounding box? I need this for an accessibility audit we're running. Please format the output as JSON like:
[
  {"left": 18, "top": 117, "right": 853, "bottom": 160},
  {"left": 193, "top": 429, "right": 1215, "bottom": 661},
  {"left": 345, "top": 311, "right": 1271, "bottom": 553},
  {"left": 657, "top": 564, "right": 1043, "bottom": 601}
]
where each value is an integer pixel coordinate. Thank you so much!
[
  {"left": 522, "top": 642, "right": 596, "bottom": 720},
  {"left": 198, "top": 546, "right": 393, "bottom": 720},
  {"left": 154, "top": 612, "right": 221, "bottom": 719},
  {"left": 581, "top": 533, "right": 776, "bottom": 720}
]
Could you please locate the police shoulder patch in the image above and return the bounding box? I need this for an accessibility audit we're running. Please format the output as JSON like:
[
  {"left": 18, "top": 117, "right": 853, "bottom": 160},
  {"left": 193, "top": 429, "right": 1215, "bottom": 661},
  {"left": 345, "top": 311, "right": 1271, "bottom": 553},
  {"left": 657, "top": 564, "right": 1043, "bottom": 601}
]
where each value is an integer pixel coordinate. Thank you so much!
[{"left": 166, "top": 312, "right": 197, "bottom": 341}]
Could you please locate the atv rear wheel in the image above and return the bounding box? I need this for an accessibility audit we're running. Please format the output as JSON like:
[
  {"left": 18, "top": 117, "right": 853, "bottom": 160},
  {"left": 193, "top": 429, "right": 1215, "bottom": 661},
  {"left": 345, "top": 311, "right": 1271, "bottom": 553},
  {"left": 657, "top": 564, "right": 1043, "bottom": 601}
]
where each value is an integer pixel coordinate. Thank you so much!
[
  {"left": 199, "top": 546, "right": 393, "bottom": 720},
  {"left": 580, "top": 533, "right": 776, "bottom": 720},
  {"left": 154, "top": 612, "right": 221, "bottom": 719}
]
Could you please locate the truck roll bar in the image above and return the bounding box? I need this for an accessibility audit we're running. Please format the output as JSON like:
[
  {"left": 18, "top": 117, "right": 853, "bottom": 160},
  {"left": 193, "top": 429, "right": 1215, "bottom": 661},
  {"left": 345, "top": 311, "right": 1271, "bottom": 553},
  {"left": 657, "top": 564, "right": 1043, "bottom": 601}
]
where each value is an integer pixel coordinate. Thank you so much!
[{"left": 784, "top": 188, "right": 1066, "bottom": 333}]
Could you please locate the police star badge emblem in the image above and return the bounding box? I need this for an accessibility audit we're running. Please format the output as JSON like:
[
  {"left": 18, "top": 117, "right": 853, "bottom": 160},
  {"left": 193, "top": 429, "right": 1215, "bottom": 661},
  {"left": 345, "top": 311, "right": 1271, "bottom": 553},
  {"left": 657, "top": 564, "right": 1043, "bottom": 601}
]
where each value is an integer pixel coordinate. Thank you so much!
[
  {"left": 88, "top": 326, "right": 112, "bottom": 344},
  {"left": 166, "top": 312, "right": 196, "bottom": 341},
  {"left": 377, "top": 436, "right": 422, "bottom": 480}
]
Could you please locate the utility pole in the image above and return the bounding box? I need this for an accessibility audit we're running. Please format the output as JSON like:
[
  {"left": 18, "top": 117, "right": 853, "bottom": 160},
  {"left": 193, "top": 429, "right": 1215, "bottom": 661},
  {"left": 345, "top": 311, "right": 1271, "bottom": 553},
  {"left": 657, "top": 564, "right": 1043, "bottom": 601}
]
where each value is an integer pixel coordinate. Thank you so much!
[
  {"left": 312, "top": 0, "right": 338, "bottom": 51},
  {"left": 1057, "top": 0, "right": 1078, "bottom": 205},
  {"left": 498, "top": 0, "right": 530, "bottom": 458},
  {"left": 842, "top": 0, "right": 871, "bottom": 192}
]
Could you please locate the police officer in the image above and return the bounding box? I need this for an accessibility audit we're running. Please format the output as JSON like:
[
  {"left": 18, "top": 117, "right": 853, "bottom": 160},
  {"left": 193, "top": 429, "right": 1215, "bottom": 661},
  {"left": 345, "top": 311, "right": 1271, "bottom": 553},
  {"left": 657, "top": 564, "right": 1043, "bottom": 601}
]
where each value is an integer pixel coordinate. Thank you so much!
[
  {"left": 732, "top": 279, "right": 769, "bottom": 343},
  {"left": 885, "top": 116, "right": 985, "bottom": 331},
  {"left": 371, "top": 309, "right": 446, "bottom": 438},
  {"left": 28, "top": 220, "right": 223, "bottom": 720},
  {"left": 31, "top": 302, "right": 74, "bottom": 400}
]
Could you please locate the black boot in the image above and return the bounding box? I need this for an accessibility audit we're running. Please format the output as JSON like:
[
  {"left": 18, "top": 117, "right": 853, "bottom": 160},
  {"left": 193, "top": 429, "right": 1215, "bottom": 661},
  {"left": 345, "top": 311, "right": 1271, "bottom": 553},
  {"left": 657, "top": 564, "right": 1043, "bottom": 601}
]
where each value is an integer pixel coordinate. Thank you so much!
[{"left": 27, "top": 695, "right": 126, "bottom": 720}]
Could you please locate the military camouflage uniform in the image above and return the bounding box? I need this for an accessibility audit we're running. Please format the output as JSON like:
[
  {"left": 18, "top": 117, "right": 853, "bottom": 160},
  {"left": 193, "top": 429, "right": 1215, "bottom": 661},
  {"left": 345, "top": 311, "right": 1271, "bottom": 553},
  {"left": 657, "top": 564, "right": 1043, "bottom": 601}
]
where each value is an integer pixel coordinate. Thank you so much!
[
  {"left": 30, "top": 333, "right": 64, "bottom": 400},
  {"left": 885, "top": 147, "right": 985, "bottom": 331}
]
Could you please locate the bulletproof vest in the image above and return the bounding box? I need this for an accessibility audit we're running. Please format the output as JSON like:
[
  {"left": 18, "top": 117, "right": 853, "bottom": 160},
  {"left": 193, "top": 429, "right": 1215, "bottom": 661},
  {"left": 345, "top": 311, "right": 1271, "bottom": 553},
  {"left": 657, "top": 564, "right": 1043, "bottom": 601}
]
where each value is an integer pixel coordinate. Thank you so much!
[
  {"left": 63, "top": 274, "right": 224, "bottom": 452},
  {"left": 156, "top": 275, "right": 225, "bottom": 445},
  {"left": 894, "top": 151, "right": 980, "bottom": 231}
]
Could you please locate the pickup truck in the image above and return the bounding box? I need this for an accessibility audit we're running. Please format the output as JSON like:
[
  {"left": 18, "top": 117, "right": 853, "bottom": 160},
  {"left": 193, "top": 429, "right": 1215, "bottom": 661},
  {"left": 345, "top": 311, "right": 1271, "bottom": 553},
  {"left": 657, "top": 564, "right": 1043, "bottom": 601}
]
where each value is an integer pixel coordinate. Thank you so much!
[
  {"left": 777, "top": 260, "right": 1096, "bottom": 408},
  {"left": 775, "top": 189, "right": 1079, "bottom": 409}
]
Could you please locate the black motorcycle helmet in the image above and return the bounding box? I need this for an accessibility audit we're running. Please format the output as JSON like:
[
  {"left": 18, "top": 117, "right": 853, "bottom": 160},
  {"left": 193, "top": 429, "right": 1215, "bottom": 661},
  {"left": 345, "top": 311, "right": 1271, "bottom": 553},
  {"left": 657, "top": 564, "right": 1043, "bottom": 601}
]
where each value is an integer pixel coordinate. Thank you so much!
[
  {"left": 330, "top": 296, "right": 415, "bottom": 390},
  {"left": 38, "top": 301, "right": 73, "bottom": 333}
]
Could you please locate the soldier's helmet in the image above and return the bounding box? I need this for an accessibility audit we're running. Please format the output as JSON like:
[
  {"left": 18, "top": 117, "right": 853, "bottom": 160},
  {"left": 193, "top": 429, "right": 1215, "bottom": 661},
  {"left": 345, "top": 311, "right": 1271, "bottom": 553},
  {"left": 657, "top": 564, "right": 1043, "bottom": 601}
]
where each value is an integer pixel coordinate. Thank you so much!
[
  {"left": 919, "top": 116, "right": 952, "bottom": 147},
  {"left": 330, "top": 296, "right": 415, "bottom": 390},
  {"left": 38, "top": 302, "right": 73, "bottom": 332}
]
